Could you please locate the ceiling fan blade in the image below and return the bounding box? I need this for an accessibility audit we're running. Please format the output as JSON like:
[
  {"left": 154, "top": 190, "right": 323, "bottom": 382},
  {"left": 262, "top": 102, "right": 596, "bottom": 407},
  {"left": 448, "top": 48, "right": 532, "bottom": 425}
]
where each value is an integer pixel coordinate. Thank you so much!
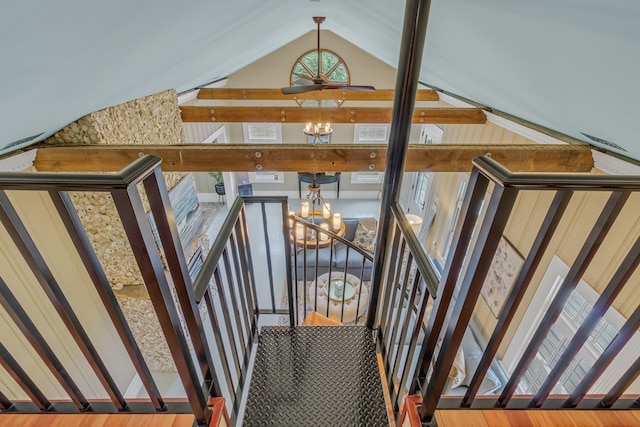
[
  {"left": 323, "top": 84, "right": 376, "bottom": 92},
  {"left": 293, "top": 72, "right": 315, "bottom": 82},
  {"left": 282, "top": 17, "right": 375, "bottom": 96},
  {"left": 281, "top": 84, "right": 326, "bottom": 95}
]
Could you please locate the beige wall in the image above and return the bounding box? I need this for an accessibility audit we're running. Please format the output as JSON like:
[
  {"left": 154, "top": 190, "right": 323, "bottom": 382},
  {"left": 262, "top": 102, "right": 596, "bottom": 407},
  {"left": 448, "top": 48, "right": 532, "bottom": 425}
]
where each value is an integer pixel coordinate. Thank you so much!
[
  {"left": 0, "top": 190, "right": 136, "bottom": 399},
  {"left": 190, "top": 30, "right": 405, "bottom": 196},
  {"left": 422, "top": 168, "right": 640, "bottom": 359}
]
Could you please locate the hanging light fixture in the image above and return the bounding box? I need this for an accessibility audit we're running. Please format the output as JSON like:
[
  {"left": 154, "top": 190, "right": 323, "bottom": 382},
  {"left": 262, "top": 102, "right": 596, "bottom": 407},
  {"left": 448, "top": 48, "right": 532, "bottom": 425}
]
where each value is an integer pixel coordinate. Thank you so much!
[
  {"left": 303, "top": 122, "right": 333, "bottom": 143},
  {"left": 294, "top": 174, "right": 343, "bottom": 245}
]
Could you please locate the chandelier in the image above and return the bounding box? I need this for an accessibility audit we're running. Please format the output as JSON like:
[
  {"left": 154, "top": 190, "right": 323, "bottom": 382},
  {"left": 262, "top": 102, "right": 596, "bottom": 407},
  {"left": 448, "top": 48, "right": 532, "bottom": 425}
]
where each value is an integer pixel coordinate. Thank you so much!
[
  {"left": 303, "top": 122, "right": 333, "bottom": 143},
  {"left": 291, "top": 174, "right": 342, "bottom": 244}
]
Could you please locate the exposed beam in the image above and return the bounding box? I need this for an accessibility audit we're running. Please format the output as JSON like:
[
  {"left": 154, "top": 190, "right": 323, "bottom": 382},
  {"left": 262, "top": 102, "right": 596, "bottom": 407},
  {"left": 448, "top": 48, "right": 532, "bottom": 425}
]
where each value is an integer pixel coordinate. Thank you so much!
[
  {"left": 196, "top": 88, "right": 439, "bottom": 101},
  {"left": 32, "top": 144, "right": 594, "bottom": 173},
  {"left": 180, "top": 106, "right": 486, "bottom": 124}
]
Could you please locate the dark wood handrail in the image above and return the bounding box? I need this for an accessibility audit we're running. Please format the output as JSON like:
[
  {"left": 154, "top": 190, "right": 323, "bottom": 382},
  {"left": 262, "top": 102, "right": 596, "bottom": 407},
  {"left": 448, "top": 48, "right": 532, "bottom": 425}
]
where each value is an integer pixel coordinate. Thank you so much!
[
  {"left": 0, "top": 154, "right": 162, "bottom": 190},
  {"left": 473, "top": 155, "right": 640, "bottom": 190}
]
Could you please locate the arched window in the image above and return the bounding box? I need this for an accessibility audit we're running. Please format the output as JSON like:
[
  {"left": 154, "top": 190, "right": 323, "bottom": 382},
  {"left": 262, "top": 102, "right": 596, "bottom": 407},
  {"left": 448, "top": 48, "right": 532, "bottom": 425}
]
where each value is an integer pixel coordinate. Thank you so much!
[{"left": 290, "top": 49, "right": 350, "bottom": 107}]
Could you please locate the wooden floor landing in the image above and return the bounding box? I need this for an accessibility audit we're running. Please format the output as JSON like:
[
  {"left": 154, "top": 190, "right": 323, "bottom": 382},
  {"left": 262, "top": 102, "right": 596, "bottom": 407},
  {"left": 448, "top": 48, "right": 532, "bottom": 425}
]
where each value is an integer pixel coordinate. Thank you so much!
[
  {"left": 435, "top": 409, "right": 640, "bottom": 426},
  {"left": 0, "top": 413, "right": 196, "bottom": 427}
]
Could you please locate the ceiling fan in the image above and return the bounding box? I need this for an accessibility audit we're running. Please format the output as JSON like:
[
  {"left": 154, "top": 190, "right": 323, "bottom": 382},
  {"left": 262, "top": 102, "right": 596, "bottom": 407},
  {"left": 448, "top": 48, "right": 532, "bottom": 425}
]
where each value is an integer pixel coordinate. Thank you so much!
[{"left": 281, "top": 17, "right": 376, "bottom": 95}]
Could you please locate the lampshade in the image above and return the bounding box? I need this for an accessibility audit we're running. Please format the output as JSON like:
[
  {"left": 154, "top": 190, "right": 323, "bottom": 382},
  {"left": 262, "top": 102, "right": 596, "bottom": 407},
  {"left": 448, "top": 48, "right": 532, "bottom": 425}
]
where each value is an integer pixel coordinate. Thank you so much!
[{"left": 405, "top": 213, "right": 423, "bottom": 234}]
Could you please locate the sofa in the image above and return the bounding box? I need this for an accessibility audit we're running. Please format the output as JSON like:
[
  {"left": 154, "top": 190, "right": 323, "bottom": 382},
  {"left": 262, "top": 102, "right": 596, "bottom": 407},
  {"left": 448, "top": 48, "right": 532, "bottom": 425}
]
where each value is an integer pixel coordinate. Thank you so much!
[
  {"left": 293, "top": 217, "right": 376, "bottom": 283},
  {"left": 391, "top": 298, "right": 508, "bottom": 396}
]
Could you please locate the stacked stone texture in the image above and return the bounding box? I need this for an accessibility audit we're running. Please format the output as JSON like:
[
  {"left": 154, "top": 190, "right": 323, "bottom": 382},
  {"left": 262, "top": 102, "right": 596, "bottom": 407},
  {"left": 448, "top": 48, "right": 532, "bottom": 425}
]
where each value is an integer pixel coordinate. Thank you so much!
[{"left": 45, "top": 89, "right": 188, "bottom": 371}]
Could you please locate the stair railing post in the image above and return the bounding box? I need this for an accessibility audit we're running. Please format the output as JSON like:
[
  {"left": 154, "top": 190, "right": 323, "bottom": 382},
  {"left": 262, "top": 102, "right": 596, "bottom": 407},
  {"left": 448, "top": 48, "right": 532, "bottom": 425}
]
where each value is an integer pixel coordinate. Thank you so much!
[{"left": 367, "top": 0, "right": 432, "bottom": 329}]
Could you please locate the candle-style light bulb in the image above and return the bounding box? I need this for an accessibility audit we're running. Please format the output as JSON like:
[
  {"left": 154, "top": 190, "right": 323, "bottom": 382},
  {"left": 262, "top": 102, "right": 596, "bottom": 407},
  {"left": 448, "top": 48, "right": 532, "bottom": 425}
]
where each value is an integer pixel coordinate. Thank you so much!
[
  {"left": 301, "top": 201, "right": 309, "bottom": 218},
  {"left": 332, "top": 213, "right": 341, "bottom": 231},
  {"left": 322, "top": 203, "right": 330, "bottom": 219},
  {"left": 296, "top": 224, "right": 304, "bottom": 240},
  {"left": 320, "top": 223, "right": 329, "bottom": 241}
]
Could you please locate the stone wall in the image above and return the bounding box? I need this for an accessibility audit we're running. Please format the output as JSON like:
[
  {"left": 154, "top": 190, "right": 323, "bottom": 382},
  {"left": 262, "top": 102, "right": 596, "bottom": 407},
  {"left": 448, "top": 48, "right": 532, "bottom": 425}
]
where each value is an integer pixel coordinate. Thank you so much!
[
  {"left": 44, "top": 89, "right": 189, "bottom": 371},
  {"left": 46, "top": 89, "right": 185, "bottom": 146},
  {"left": 45, "top": 89, "right": 187, "bottom": 291}
]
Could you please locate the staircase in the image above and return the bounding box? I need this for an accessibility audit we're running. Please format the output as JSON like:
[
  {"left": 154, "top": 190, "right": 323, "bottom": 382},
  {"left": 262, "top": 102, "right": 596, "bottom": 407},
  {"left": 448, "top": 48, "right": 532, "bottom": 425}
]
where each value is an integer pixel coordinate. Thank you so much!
[{"left": 242, "top": 325, "right": 390, "bottom": 426}]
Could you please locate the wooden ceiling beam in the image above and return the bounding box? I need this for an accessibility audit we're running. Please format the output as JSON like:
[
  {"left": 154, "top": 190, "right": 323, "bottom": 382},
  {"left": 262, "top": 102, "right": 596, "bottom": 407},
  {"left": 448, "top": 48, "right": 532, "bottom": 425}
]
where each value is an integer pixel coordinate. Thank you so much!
[
  {"left": 32, "top": 144, "right": 593, "bottom": 173},
  {"left": 196, "top": 88, "right": 439, "bottom": 101},
  {"left": 180, "top": 106, "right": 486, "bottom": 124}
]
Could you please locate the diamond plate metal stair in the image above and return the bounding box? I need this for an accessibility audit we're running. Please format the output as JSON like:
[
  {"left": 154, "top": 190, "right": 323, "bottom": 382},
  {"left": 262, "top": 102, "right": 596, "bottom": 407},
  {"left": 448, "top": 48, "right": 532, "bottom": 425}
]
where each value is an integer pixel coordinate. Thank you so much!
[{"left": 242, "top": 326, "right": 389, "bottom": 426}]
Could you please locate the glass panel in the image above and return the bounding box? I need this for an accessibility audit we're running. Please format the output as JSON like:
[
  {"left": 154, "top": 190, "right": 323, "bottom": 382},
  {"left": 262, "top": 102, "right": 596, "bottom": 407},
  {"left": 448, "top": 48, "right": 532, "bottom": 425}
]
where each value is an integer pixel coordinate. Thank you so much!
[
  {"left": 329, "top": 63, "right": 347, "bottom": 81},
  {"left": 594, "top": 322, "right": 618, "bottom": 352},
  {"left": 563, "top": 291, "right": 584, "bottom": 320}
]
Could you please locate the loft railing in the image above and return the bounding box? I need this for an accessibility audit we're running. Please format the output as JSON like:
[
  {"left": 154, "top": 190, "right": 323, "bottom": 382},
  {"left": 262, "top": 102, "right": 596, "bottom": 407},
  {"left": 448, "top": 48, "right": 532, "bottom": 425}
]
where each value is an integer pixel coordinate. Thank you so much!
[
  {"left": 376, "top": 201, "right": 440, "bottom": 416},
  {"left": 0, "top": 154, "right": 375, "bottom": 425},
  {"left": 0, "top": 155, "right": 214, "bottom": 424},
  {"left": 192, "top": 195, "right": 292, "bottom": 421},
  {"left": 374, "top": 155, "right": 640, "bottom": 425},
  {"left": 4, "top": 153, "right": 639, "bottom": 426},
  {"left": 0, "top": 155, "right": 294, "bottom": 425}
]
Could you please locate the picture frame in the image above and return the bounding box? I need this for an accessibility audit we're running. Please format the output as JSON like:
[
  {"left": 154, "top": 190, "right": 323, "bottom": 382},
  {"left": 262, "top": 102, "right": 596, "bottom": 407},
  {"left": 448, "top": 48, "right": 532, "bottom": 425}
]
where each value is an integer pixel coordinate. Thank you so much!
[
  {"left": 354, "top": 124, "right": 389, "bottom": 142},
  {"left": 248, "top": 171, "right": 284, "bottom": 184},
  {"left": 480, "top": 236, "right": 524, "bottom": 317},
  {"left": 243, "top": 123, "right": 284, "bottom": 184},
  {"left": 352, "top": 124, "right": 389, "bottom": 184},
  {"left": 242, "top": 123, "right": 281, "bottom": 142}
]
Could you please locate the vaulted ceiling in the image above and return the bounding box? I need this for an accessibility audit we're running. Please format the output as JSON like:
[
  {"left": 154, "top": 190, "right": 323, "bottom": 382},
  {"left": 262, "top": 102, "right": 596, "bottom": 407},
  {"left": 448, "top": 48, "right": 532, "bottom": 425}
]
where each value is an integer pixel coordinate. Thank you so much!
[{"left": 1, "top": 1, "right": 639, "bottom": 163}]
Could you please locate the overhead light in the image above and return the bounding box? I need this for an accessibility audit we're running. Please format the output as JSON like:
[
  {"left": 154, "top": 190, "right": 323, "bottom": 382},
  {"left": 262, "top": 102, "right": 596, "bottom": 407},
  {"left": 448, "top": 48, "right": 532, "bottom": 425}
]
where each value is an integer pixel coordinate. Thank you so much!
[
  {"left": 303, "top": 122, "right": 332, "bottom": 143},
  {"left": 293, "top": 174, "right": 343, "bottom": 245}
]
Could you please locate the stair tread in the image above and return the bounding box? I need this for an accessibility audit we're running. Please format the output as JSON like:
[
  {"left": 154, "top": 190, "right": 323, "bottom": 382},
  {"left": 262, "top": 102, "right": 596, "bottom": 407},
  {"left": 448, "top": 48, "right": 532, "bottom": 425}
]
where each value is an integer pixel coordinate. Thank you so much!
[{"left": 242, "top": 326, "right": 389, "bottom": 426}]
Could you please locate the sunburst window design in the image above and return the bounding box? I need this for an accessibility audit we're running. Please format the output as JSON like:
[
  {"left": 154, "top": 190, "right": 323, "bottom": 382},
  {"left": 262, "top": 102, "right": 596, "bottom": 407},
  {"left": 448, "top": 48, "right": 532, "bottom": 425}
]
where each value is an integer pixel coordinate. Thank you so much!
[{"left": 290, "top": 49, "right": 350, "bottom": 107}]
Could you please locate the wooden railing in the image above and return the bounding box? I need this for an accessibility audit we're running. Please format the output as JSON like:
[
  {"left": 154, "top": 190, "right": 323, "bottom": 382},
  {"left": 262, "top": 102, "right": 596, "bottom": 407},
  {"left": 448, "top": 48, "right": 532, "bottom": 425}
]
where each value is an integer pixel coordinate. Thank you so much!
[
  {"left": 0, "top": 156, "right": 279, "bottom": 425},
  {"left": 0, "top": 156, "right": 215, "bottom": 423},
  {"left": 374, "top": 156, "right": 640, "bottom": 425}
]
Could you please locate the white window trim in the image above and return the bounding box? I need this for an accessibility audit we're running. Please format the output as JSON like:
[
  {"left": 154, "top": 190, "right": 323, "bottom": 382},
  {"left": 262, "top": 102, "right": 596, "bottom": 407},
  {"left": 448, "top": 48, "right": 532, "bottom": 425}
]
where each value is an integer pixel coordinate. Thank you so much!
[{"left": 503, "top": 255, "right": 640, "bottom": 393}]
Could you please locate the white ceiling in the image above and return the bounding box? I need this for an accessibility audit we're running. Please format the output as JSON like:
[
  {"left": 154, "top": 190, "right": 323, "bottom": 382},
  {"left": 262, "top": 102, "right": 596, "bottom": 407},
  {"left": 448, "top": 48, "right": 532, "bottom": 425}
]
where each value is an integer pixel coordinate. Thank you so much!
[{"left": 1, "top": 0, "right": 639, "bottom": 163}]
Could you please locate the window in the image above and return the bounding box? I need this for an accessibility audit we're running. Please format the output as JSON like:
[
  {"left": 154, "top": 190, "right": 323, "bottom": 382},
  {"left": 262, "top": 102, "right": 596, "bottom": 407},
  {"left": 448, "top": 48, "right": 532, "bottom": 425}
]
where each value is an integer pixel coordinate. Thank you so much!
[
  {"left": 413, "top": 173, "right": 430, "bottom": 211},
  {"left": 504, "top": 255, "right": 640, "bottom": 394},
  {"left": 290, "top": 49, "right": 350, "bottom": 107},
  {"left": 437, "top": 176, "right": 467, "bottom": 262}
]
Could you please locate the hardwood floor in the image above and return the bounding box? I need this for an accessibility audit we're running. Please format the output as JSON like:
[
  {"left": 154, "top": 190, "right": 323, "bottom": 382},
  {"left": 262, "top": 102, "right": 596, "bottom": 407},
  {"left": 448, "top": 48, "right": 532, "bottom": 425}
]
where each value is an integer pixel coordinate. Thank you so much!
[
  {"left": 435, "top": 409, "right": 640, "bottom": 426},
  {"left": 0, "top": 413, "right": 196, "bottom": 427}
]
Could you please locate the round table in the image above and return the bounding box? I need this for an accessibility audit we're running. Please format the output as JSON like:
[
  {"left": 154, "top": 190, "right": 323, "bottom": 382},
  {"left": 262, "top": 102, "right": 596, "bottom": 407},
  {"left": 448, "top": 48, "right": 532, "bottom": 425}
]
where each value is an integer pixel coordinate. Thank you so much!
[
  {"left": 309, "top": 272, "right": 369, "bottom": 324},
  {"left": 298, "top": 172, "right": 341, "bottom": 198}
]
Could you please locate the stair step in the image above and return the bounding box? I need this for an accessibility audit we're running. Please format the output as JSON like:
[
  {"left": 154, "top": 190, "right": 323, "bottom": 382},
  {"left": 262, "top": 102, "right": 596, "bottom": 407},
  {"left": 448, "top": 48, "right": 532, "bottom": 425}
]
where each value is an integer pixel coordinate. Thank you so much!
[{"left": 242, "top": 326, "right": 389, "bottom": 426}]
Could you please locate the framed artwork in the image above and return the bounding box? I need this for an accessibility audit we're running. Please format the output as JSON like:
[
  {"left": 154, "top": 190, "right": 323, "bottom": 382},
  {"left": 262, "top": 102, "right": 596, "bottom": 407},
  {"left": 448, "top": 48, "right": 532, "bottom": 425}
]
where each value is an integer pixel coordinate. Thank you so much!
[
  {"left": 352, "top": 124, "right": 389, "bottom": 183},
  {"left": 354, "top": 124, "right": 389, "bottom": 142},
  {"left": 480, "top": 236, "right": 524, "bottom": 317},
  {"left": 248, "top": 171, "right": 284, "bottom": 183},
  {"left": 350, "top": 171, "right": 384, "bottom": 184},
  {"left": 242, "top": 123, "right": 281, "bottom": 142},
  {"left": 243, "top": 123, "right": 284, "bottom": 184}
]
